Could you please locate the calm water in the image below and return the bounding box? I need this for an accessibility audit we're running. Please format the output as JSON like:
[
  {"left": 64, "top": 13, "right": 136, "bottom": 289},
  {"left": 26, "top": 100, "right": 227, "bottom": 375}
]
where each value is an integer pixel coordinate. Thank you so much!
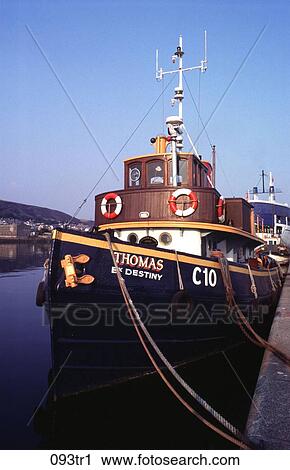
[
  {"left": 0, "top": 242, "right": 51, "bottom": 449},
  {"left": 0, "top": 242, "right": 267, "bottom": 450}
]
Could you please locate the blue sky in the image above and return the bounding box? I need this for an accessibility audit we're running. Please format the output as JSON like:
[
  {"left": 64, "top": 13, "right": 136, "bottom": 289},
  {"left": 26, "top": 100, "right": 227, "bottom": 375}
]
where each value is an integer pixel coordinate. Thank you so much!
[{"left": 1, "top": 0, "right": 290, "bottom": 219}]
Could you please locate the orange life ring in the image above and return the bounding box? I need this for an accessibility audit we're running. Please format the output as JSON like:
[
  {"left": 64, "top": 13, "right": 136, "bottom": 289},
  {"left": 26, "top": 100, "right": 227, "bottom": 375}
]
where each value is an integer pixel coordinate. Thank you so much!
[
  {"left": 217, "top": 196, "right": 225, "bottom": 223},
  {"left": 101, "top": 192, "right": 122, "bottom": 219},
  {"left": 169, "top": 189, "right": 198, "bottom": 217}
]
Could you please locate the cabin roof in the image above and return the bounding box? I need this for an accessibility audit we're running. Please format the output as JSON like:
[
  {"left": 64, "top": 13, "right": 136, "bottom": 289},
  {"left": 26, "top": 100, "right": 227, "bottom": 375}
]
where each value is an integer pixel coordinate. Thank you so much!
[{"left": 124, "top": 152, "right": 209, "bottom": 169}]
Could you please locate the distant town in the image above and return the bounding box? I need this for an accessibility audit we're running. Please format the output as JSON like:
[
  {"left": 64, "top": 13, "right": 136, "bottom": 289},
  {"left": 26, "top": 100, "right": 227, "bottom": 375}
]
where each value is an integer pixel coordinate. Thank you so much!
[
  {"left": 0, "top": 199, "right": 93, "bottom": 241},
  {"left": 0, "top": 218, "right": 92, "bottom": 241}
]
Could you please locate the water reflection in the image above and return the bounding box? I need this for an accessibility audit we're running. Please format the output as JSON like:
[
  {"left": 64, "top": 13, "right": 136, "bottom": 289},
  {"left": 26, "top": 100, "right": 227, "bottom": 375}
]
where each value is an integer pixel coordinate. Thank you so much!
[
  {"left": 37, "top": 302, "right": 268, "bottom": 450},
  {"left": 0, "top": 240, "right": 269, "bottom": 450},
  {"left": 0, "top": 253, "right": 51, "bottom": 449},
  {"left": 0, "top": 241, "right": 50, "bottom": 273},
  {"left": 34, "top": 339, "right": 264, "bottom": 450}
]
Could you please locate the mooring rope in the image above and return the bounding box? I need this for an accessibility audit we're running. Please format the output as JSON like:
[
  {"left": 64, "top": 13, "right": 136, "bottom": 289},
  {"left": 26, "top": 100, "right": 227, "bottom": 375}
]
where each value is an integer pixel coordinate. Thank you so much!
[
  {"left": 175, "top": 250, "right": 184, "bottom": 291},
  {"left": 247, "top": 263, "right": 258, "bottom": 300},
  {"left": 218, "top": 255, "right": 290, "bottom": 367},
  {"left": 104, "top": 233, "right": 252, "bottom": 450},
  {"left": 277, "top": 263, "right": 284, "bottom": 282},
  {"left": 267, "top": 267, "right": 277, "bottom": 292},
  {"left": 276, "top": 266, "right": 283, "bottom": 287}
]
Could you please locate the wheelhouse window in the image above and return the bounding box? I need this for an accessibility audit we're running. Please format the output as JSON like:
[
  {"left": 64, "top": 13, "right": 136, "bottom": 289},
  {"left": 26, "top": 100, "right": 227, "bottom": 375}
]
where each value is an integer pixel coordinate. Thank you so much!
[
  {"left": 168, "top": 159, "right": 187, "bottom": 184},
  {"left": 128, "top": 162, "right": 142, "bottom": 187},
  {"left": 147, "top": 160, "right": 164, "bottom": 185}
]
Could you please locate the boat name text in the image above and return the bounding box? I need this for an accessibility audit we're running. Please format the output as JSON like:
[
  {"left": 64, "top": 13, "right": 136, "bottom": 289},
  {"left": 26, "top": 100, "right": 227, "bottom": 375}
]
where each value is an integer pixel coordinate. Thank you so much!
[
  {"left": 111, "top": 266, "right": 163, "bottom": 281},
  {"left": 113, "top": 251, "right": 164, "bottom": 272}
]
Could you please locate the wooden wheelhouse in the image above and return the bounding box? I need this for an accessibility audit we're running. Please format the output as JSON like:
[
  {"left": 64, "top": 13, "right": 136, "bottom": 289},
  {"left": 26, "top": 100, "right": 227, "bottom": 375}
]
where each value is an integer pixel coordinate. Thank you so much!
[{"left": 94, "top": 36, "right": 260, "bottom": 261}]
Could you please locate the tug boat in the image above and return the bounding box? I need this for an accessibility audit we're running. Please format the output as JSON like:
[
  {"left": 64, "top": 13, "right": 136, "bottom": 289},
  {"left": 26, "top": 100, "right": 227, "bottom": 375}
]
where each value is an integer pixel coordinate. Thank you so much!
[{"left": 40, "top": 36, "right": 281, "bottom": 397}]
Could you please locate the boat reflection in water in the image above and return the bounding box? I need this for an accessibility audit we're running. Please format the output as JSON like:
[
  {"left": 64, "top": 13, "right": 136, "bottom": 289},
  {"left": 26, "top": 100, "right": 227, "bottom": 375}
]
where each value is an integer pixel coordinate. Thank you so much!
[
  {"left": 35, "top": 301, "right": 273, "bottom": 449},
  {"left": 45, "top": 297, "right": 275, "bottom": 401}
]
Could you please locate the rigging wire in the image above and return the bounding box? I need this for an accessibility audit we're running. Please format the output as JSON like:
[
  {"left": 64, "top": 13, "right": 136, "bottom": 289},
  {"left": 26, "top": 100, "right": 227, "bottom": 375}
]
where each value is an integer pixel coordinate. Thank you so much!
[
  {"left": 193, "top": 24, "right": 267, "bottom": 147},
  {"left": 182, "top": 124, "right": 199, "bottom": 158},
  {"left": 255, "top": 175, "right": 262, "bottom": 189},
  {"left": 215, "top": 154, "right": 236, "bottom": 198},
  {"left": 162, "top": 79, "right": 165, "bottom": 134},
  {"left": 66, "top": 75, "right": 175, "bottom": 224},
  {"left": 183, "top": 74, "right": 235, "bottom": 197},
  {"left": 25, "top": 25, "right": 119, "bottom": 182},
  {"left": 183, "top": 24, "right": 267, "bottom": 197},
  {"left": 185, "top": 25, "right": 269, "bottom": 194},
  {"left": 183, "top": 74, "right": 213, "bottom": 149}
]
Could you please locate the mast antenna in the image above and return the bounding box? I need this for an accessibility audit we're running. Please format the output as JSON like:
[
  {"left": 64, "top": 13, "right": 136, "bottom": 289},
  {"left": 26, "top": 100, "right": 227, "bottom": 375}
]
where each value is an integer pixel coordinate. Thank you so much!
[
  {"left": 156, "top": 32, "right": 208, "bottom": 121},
  {"left": 201, "top": 30, "right": 208, "bottom": 73},
  {"left": 155, "top": 33, "right": 208, "bottom": 186}
]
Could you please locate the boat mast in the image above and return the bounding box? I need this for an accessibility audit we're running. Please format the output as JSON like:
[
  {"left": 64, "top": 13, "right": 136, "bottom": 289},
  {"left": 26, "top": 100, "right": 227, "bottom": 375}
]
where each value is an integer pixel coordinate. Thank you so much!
[
  {"left": 212, "top": 144, "right": 216, "bottom": 187},
  {"left": 156, "top": 33, "right": 207, "bottom": 187},
  {"left": 177, "top": 35, "right": 184, "bottom": 121}
]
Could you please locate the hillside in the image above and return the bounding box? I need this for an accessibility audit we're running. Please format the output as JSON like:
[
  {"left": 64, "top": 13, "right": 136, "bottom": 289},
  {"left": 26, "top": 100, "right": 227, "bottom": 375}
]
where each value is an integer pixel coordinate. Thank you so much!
[{"left": 0, "top": 199, "right": 85, "bottom": 224}]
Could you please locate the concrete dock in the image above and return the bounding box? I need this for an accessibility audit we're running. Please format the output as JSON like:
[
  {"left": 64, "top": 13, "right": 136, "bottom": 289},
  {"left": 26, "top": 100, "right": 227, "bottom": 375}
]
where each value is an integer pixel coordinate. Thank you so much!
[{"left": 246, "top": 264, "right": 290, "bottom": 449}]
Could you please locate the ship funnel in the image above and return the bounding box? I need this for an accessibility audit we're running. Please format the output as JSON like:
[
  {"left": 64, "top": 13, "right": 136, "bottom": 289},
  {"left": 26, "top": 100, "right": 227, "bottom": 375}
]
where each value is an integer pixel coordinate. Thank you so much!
[
  {"left": 150, "top": 135, "right": 169, "bottom": 154},
  {"left": 269, "top": 171, "right": 275, "bottom": 202}
]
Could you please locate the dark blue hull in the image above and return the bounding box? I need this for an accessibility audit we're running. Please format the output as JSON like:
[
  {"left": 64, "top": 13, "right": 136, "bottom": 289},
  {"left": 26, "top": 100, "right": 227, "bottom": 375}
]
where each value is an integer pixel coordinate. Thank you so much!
[{"left": 45, "top": 228, "right": 280, "bottom": 397}]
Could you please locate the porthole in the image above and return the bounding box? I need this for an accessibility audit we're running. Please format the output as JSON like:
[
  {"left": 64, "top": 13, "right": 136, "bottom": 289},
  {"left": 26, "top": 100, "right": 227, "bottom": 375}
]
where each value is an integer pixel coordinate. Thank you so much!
[
  {"left": 127, "top": 233, "right": 138, "bottom": 244},
  {"left": 159, "top": 232, "right": 172, "bottom": 246}
]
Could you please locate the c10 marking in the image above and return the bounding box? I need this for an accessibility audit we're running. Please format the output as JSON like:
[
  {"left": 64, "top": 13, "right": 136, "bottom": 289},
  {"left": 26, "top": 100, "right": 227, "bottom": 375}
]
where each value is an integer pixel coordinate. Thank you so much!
[
  {"left": 50, "top": 454, "right": 91, "bottom": 466},
  {"left": 192, "top": 267, "right": 217, "bottom": 287}
]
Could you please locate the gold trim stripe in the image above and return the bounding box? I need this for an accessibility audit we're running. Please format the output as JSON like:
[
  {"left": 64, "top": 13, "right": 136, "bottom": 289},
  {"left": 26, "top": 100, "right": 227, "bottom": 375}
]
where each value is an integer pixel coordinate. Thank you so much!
[
  {"left": 98, "top": 220, "right": 262, "bottom": 243},
  {"left": 52, "top": 230, "right": 272, "bottom": 278}
]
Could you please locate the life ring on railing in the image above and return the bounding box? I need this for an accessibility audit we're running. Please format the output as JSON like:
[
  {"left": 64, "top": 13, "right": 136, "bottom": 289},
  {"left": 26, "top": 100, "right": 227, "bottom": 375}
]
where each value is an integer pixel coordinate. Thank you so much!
[
  {"left": 169, "top": 189, "right": 198, "bottom": 217},
  {"left": 217, "top": 196, "right": 225, "bottom": 223},
  {"left": 101, "top": 192, "right": 122, "bottom": 219}
]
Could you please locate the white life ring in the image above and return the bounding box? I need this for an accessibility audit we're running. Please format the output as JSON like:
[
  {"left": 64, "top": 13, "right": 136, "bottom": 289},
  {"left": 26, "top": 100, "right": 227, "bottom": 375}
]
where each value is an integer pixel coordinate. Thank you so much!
[
  {"left": 217, "top": 196, "right": 225, "bottom": 223},
  {"left": 169, "top": 188, "right": 198, "bottom": 217},
  {"left": 101, "top": 192, "right": 122, "bottom": 219}
]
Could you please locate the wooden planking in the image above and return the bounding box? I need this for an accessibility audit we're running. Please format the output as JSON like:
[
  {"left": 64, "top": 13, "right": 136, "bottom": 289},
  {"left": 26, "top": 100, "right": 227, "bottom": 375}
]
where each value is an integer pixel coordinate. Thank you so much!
[
  {"left": 95, "top": 188, "right": 220, "bottom": 226},
  {"left": 225, "top": 198, "right": 252, "bottom": 232}
]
